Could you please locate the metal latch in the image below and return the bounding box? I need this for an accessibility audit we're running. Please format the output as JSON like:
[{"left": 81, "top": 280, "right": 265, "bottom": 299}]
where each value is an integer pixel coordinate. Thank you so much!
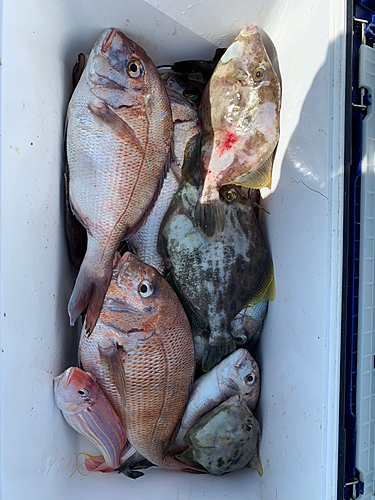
[{"left": 345, "top": 476, "right": 364, "bottom": 499}]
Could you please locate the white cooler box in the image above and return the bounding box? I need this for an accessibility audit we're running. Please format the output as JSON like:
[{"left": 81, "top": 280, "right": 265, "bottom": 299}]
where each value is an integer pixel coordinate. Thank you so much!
[{"left": 0, "top": 0, "right": 347, "bottom": 498}]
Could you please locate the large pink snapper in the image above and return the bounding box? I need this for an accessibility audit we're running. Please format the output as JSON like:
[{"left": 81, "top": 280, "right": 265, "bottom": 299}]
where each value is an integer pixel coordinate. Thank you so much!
[{"left": 66, "top": 28, "right": 173, "bottom": 332}]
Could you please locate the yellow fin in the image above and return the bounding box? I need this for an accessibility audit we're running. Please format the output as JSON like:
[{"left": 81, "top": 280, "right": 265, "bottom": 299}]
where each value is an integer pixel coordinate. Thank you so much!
[
  {"left": 229, "top": 154, "right": 274, "bottom": 189},
  {"left": 247, "top": 254, "right": 276, "bottom": 305}
]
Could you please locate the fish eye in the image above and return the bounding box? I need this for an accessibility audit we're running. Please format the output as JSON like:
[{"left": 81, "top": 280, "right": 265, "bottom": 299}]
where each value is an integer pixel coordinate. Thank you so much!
[
  {"left": 253, "top": 67, "right": 265, "bottom": 82},
  {"left": 126, "top": 59, "right": 143, "bottom": 78},
  {"left": 77, "top": 388, "right": 89, "bottom": 397},
  {"left": 138, "top": 280, "right": 153, "bottom": 298},
  {"left": 225, "top": 189, "right": 237, "bottom": 203},
  {"left": 235, "top": 335, "right": 247, "bottom": 345},
  {"left": 183, "top": 88, "right": 198, "bottom": 100},
  {"left": 245, "top": 423, "right": 253, "bottom": 432},
  {"left": 245, "top": 374, "right": 254, "bottom": 384}
]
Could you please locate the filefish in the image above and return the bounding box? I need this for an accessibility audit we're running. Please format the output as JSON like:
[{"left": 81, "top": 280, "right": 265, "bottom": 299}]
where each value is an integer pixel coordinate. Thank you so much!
[
  {"left": 158, "top": 182, "right": 275, "bottom": 372},
  {"left": 79, "top": 252, "right": 201, "bottom": 472},
  {"left": 178, "top": 395, "right": 263, "bottom": 476},
  {"left": 127, "top": 74, "right": 200, "bottom": 274},
  {"left": 231, "top": 299, "right": 268, "bottom": 348},
  {"left": 170, "top": 349, "right": 260, "bottom": 454},
  {"left": 195, "top": 24, "right": 281, "bottom": 236},
  {"left": 53, "top": 366, "right": 132, "bottom": 472},
  {"left": 66, "top": 28, "right": 173, "bottom": 332}
]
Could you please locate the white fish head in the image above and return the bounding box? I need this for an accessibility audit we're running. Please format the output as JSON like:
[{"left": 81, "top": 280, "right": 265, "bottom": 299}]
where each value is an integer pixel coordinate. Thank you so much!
[{"left": 219, "top": 349, "right": 260, "bottom": 409}]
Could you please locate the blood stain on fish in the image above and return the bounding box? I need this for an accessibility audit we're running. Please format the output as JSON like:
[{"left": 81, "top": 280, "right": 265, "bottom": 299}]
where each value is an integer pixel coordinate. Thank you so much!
[{"left": 218, "top": 132, "right": 238, "bottom": 158}]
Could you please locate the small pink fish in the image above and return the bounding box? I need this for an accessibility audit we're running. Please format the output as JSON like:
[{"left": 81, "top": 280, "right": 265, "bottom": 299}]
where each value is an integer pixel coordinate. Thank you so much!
[{"left": 54, "top": 367, "right": 132, "bottom": 472}]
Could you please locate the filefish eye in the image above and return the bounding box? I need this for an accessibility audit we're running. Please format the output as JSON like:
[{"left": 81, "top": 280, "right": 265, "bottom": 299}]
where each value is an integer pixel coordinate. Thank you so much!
[
  {"left": 225, "top": 190, "right": 237, "bottom": 203},
  {"left": 126, "top": 59, "right": 143, "bottom": 78},
  {"left": 77, "top": 388, "right": 89, "bottom": 397},
  {"left": 245, "top": 374, "right": 254, "bottom": 384},
  {"left": 253, "top": 67, "right": 265, "bottom": 82},
  {"left": 245, "top": 423, "right": 253, "bottom": 432},
  {"left": 235, "top": 334, "right": 247, "bottom": 345},
  {"left": 138, "top": 280, "right": 153, "bottom": 298},
  {"left": 183, "top": 88, "right": 198, "bottom": 100}
]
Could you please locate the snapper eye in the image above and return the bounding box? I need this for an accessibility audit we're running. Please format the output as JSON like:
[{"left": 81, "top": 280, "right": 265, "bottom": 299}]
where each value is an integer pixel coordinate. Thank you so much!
[
  {"left": 253, "top": 67, "right": 265, "bottom": 82},
  {"left": 138, "top": 280, "right": 153, "bottom": 298},
  {"left": 126, "top": 59, "right": 143, "bottom": 78},
  {"left": 77, "top": 388, "right": 89, "bottom": 397},
  {"left": 245, "top": 374, "right": 255, "bottom": 384},
  {"left": 225, "top": 189, "right": 237, "bottom": 203}
]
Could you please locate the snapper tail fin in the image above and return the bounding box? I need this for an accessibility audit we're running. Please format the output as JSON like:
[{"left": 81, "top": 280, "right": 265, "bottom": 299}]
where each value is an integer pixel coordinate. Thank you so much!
[{"left": 68, "top": 250, "right": 112, "bottom": 334}]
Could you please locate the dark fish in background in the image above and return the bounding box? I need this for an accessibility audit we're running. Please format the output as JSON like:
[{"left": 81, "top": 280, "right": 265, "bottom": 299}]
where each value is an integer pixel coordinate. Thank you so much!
[
  {"left": 178, "top": 394, "right": 263, "bottom": 476},
  {"left": 170, "top": 48, "right": 227, "bottom": 83},
  {"left": 170, "top": 349, "right": 260, "bottom": 454},
  {"left": 158, "top": 181, "right": 275, "bottom": 372},
  {"left": 195, "top": 24, "right": 281, "bottom": 237},
  {"left": 128, "top": 73, "right": 201, "bottom": 274},
  {"left": 79, "top": 252, "right": 201, "bottom": 472},
  {"left": 66, "top": 28, "right": 173, "bottom": 332},
  {"left": 64, "top": 53, "right": 87, "bottom": 270}
]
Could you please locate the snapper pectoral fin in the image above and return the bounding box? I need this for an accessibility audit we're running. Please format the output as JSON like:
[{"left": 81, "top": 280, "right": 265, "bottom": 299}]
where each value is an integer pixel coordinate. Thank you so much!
[
  {"left": 230, "top": 154, "right": 274, "bottom": 190},
  {"left": 194, "top": 197, "right": 225, "bottom": 237},
  {"left": 88, "top": 102, "right": 144, "bottom": 154},
  {"left": 201, "top": 337, "right": 236, "bottom": 372},
  {"left": 98, "top": 340, "right": 127, "bottom": 411}
]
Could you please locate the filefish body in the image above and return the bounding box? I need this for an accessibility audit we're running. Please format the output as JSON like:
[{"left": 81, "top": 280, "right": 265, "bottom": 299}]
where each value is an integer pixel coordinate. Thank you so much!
[
  {"left": 79, "top": 252, "right": 199, "bottom": 472},
  {"left": 231, "top": 299, "right": 268, "bottom": 347},
  {"left": 128, "top": 74, "right": 200, "bottom": 274},
  {"left": 158, "top": 182, "right": 275, "bottom": 372},
  {"left": 53, "top": 367, "right": 130, "bottom": 472},
  {"left": 195, "top": 24, "right": 281, "bottom": 236},
  {"left": 66, "top": 28, "right": 173, "bottom": 332},
  {"left": 171, "top": 349, "right": 260, "bottom": 454},
  {"left": 178, "top": 395, "right": 262, "bottom": 476}
]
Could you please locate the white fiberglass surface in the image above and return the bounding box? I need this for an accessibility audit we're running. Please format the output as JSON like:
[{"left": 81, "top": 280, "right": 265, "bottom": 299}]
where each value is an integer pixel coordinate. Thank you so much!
[{"left": 0, "top": 0, "right": 345, "bottom": 499}]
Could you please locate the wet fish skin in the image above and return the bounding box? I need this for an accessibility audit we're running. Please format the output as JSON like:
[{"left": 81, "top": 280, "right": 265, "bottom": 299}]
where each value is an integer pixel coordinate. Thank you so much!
[
  {"left": 178, "top": 394, "right": 262, "bottom": 476},
  {"left": 79, "top": 252, "right": 200, "bottom": 472},
  {"left": 231, "top": 299, "right": 268, "bottom": 348},
  {"left": 127, "top": 74, "right": 200, "bottom": 274},
  {"left": 158, "top": 182, "right": 275, "bottom": 372},
  {"left": 170, "top": 349, "right": 260, "bottom": 454},
  {"left": 53, "top": 366, "right": 131, "bottom": 472},
  {"left": 66, "top": 28, "right": 173, "bottom": 332},
  {"left": 196, "top": 24, "right": 281, "bottom": 237}
]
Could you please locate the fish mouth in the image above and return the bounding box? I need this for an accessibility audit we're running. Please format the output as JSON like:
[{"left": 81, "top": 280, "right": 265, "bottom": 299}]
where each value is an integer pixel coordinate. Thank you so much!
[{"left": 101, "top": 28, "right": 117, "bottom": 55}]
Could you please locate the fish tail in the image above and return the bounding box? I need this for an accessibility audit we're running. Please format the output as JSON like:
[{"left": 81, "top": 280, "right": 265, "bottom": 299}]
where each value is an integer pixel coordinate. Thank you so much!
[
  {"left": 194, "top": 196, "right": 225, "bottom": 237},
  {"left": 68, "top": 251, "right": 112, "bottom": 333},
  {"left": 201, "top": 338, "right": 236, "bottom": 372},
  {"left": 229, "top": 153, "right": 274, "bottom": 189}
]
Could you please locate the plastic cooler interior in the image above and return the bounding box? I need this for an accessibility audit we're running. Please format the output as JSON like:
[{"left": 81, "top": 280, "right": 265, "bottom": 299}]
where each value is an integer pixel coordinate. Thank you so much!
[{"left": 0, "top": 0, "right": 346, "bottom": 499}]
